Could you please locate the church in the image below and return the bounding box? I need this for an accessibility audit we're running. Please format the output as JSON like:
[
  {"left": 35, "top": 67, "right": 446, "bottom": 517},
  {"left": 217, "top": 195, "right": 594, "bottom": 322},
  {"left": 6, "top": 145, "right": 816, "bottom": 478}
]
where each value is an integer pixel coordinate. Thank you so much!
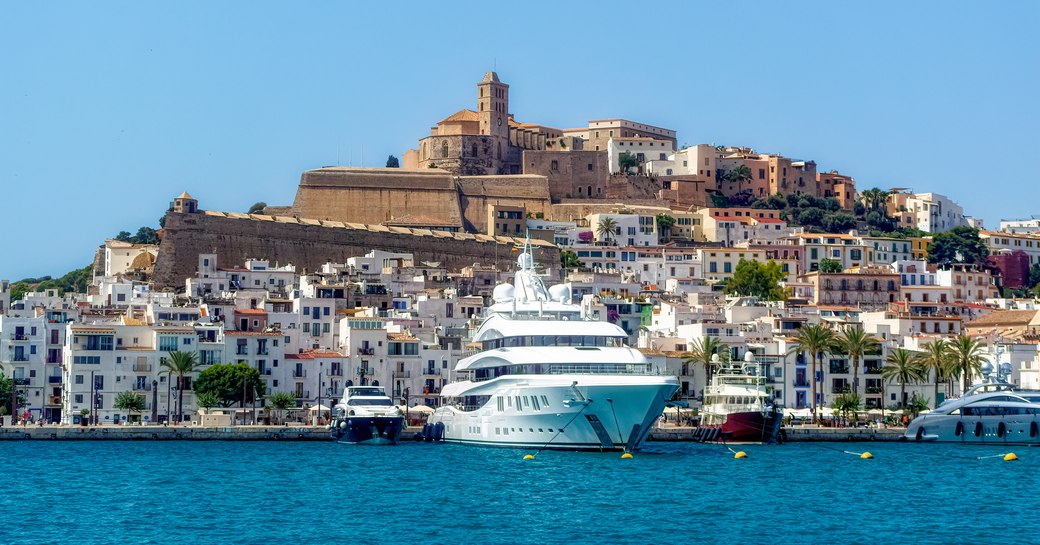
[{"left": 404, "top": 72, "right": 565, "bottom": 175}]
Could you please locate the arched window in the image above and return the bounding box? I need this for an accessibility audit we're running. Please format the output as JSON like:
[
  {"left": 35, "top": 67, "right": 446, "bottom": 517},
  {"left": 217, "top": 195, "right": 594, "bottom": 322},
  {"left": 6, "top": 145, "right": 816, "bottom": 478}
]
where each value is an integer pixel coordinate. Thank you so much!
[
  {"left": 587, "top": 185, "right": 592, "bottom": 196},
  {"left": 441, "top": 141, "right": 449, "bottom": 158},
  {"left": 497, "top": 142, "right": 502, "bottom": 159},
  {"left": 471, "top": 143, "right": 478, "bottom": 157}
]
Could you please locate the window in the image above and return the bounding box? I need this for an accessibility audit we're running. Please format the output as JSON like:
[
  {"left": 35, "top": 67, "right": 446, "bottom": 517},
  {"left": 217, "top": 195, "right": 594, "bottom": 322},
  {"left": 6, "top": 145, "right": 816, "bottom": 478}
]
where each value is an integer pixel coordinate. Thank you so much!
[{"left": 441, "top": 141, "right": 448, "bottom": 158}]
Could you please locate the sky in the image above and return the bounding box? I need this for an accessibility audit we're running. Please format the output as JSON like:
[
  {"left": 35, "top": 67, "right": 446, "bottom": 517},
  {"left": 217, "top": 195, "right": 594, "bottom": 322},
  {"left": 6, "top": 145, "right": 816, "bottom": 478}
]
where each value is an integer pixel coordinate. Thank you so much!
[{"left": 1, "top": 1, "right": 1037, "bottom": 280}]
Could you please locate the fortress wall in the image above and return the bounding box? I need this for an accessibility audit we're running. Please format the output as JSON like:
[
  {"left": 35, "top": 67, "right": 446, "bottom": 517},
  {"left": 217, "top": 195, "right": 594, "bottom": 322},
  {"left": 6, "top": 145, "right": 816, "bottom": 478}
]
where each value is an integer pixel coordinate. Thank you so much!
[
  {"left": 456, "top": 175, "right": 552, "bottom": 233},
  {"left": 291, "top": 167, "right": 463, "bottom": 226},
  {"left": 153, "top": 211, "right": 559, "bottom": 289}
]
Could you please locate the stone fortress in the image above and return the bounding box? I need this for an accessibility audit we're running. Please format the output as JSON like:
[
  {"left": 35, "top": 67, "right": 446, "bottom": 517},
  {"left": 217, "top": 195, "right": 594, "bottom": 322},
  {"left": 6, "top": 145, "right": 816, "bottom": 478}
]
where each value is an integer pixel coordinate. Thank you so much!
[{"left": 154, "top": 71, "right": 852, "bottom": 288}]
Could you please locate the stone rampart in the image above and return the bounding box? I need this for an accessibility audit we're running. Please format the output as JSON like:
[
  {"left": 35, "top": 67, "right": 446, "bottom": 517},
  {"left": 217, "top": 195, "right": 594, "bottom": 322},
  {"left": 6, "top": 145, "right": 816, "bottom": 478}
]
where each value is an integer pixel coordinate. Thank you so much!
[{"left": 152, "top": 210, "right": 559, "bottom": 289}]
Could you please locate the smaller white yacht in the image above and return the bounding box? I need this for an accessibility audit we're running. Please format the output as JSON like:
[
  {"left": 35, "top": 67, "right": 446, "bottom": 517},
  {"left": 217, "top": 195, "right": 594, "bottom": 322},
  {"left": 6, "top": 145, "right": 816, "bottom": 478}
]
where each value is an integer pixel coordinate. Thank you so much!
[
  {"left": 329, "top": 386, "right": 405, "bottom": 445},
  {"left": 904, "top": 362, "right": 1040, "bottom": 444}
]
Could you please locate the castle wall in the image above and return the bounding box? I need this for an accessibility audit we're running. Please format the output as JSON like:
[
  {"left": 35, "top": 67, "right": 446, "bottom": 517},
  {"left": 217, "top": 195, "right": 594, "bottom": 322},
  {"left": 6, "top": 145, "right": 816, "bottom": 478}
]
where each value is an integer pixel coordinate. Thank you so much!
[
  {"left": 152, "top": 210, "right": 559, "bottom": 289},
  {"left": 522, "top": 150, "right": 608, "bottom": 202},
  {"left": 456, "top": 175, "right": 552, "bottom": 233},
  {"left": 291, "top": 167, "right": 463, "bottom": 226}
]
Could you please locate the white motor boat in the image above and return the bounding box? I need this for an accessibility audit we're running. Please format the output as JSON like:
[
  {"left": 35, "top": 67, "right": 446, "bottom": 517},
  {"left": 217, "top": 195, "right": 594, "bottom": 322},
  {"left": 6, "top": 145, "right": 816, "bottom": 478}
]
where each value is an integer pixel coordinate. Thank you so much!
[
  {"left": 904, "top": 362, "right": 1040, "bottom": 444},
  {"left": 425, "top": 240, "right": 678, "bottom": 451},
  {"left": 329, "top": 386, "right": 405, "bottom": 445}
]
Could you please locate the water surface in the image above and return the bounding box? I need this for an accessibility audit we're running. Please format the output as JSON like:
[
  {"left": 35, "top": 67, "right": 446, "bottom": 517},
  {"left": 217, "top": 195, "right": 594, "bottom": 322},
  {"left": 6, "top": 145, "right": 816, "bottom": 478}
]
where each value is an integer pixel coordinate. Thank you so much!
[{"left": 1, "top": 440, "right": 1034, "bottom": 545}]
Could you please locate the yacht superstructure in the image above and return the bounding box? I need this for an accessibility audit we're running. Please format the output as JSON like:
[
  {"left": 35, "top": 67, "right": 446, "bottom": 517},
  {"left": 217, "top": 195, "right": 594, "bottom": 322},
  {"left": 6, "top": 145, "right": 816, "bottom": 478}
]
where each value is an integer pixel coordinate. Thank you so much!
[
  {"left": 426, "top": 243, "right": 678, "bottom": 451},
  {"left": 904, "top": 361, "right": 1040, "bottom": 444}
]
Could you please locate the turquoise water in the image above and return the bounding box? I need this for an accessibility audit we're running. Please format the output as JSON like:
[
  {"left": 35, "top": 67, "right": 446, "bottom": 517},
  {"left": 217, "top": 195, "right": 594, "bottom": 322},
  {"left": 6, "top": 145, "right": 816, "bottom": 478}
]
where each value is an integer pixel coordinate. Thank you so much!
[{"left": 1, "top": 440, "right": 1036, "bottom": 545}]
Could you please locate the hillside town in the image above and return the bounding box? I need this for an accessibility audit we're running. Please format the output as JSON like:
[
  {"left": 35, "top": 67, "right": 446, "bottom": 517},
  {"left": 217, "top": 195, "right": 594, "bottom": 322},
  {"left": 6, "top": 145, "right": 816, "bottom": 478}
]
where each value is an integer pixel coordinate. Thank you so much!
[{"left": 3, "top": 72, "right": 1040, "bottom": 427}]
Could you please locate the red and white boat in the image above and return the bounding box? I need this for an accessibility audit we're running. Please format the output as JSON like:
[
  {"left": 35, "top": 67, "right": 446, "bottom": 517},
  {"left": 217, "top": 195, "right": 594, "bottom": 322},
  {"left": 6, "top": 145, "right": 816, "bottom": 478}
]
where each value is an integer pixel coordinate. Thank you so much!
[{"left": 697, "top": 352, "right": 782, "bottom": 443}]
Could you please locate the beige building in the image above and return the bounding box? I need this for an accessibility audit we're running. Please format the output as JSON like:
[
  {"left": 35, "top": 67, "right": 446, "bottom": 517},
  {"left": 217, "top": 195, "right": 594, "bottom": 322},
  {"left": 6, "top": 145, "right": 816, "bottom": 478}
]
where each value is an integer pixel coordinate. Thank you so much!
[
  {"left": 487, "top": 204, "right": 527, "bottom": 237},
  {"left": 696, "top": 248, "right": 767, "bottom": 284},
  {"left": 796, "top": 267, "right": 901, "bottom": 307},
  {"left": 562, "top": 119, "right": 677, "bottom": 153}
]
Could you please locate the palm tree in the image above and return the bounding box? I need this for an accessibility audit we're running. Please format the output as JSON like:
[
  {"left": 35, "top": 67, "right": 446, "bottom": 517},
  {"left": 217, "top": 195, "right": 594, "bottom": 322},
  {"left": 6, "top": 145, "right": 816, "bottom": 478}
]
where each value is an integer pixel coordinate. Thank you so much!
[
  {"left": 793, "top": 324, "right": 835, "bottom": 422},
  {"left": 949, "top": 334, "right": 986, "bottom": 393},
  {"left": 882, "top": 348, "right": 926, "bottom": 408},
  {"left": 726, "top": 164, "right": 753, "bottom": 194},
  {"left": 914, "top": 339, "right": 954, "bottom": 408},
  {"left": 681, "top": 336, "right": 728, "bottom": 389},
  {"left": 596, "top": 217, "right": 618, "bottom": 246},
  {"left": 832, "top": 326, "right": 880, "bottom": 398},
  {"left": 161, "top": 351, "right": 199, "bottom": 424}
]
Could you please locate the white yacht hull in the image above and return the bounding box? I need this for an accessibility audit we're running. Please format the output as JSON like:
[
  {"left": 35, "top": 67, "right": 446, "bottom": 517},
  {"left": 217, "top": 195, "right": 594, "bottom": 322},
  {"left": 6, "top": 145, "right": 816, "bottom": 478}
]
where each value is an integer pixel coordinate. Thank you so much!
[
  {"left": 428, "top": 375, "right": 678, "bottom": 451},
  {"left": 904, "top": 413, "right": 1040, "bottom": 444}
]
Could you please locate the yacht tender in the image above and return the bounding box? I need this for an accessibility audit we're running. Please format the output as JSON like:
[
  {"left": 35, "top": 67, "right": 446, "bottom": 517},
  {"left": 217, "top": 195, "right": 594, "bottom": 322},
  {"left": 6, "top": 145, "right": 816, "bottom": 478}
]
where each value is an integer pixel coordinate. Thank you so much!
[{"left": 425, "top": 242, "right": 678, "bottom": 451}]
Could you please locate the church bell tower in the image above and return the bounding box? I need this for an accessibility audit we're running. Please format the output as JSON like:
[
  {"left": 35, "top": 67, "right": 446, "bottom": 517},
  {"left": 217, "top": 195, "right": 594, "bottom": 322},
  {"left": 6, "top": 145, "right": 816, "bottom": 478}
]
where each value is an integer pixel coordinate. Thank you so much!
[{"left": 476, "top": 72, "right": 509, "bottom": 141}]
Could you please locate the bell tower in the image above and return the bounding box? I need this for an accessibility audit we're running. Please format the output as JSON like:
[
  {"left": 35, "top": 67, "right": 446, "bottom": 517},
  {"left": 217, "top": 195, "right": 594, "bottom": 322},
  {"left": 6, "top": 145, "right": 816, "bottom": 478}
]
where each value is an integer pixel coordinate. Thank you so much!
[{"left": 476, "top": 72, "right": 509, "bottom": 141}]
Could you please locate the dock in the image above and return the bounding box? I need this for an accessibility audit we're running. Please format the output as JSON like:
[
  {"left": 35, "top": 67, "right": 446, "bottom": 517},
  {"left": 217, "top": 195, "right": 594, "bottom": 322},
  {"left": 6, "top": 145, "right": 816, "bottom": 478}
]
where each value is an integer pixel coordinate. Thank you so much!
[{"left": 649, "top": 426, "right": 905, "bottom": 442}]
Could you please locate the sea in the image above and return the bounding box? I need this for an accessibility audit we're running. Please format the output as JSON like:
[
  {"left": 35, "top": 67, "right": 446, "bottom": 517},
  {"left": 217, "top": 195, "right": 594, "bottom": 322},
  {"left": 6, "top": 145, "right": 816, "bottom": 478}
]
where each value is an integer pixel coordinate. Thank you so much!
[{"left": 1, "top": 440, "right": 1035, "bottom": 545}]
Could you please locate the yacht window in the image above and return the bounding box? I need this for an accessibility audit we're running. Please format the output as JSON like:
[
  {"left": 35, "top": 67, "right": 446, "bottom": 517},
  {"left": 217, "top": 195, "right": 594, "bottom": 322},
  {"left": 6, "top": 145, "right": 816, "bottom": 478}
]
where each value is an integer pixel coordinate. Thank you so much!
[
  {"left": 541, "top": 395, "right": 549, "bottom": 406},
  {"left": 532, "top": 396, "right": 540, "bottom": 410},
  {"left": 538, "top": 428, "right": 544, "bottom": 432},
  {"left": 495, "top": 427, "right": 500, "bottom": 435},
  {"left": 548, "top": 428, "right": 554, "bottom": 432},
  {"left": 529, "top": 428, "right": 534, "bottom": 432},
  {"left": 523, "top": 396, "right": 530, "bottom": 408},
  {"left": 347, "top": 399, "right": 393, "bottom": 406},
  {"left": 559, "top": 428, "right": 564, "bottom": 433},
  {"left": 507, "top": 397, "right": 512, "bottom": 408},
  {"left": 515, "top": 396, "right": 522, "bottom": 410},
  {"left": 497, "top": 397, "right": 505, "bottom": 411}
]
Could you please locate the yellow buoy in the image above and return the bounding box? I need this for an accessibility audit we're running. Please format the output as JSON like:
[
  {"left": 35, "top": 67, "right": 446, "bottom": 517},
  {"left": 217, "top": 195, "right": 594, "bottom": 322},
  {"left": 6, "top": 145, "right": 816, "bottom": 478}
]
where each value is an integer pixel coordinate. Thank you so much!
[
  {"left": 860, "top": 452, "right": 873, "bottom": 459},
  {"left": 621, "top": 452, "right": 634, "bottom": 459},
  {"left": 733, "top": 451, "right": 747, "bottom": 459},
  {"left": 1004, "top": 452, "right": 1019, "bottom": 462},
  {"left": 523, "top": 454, "right": 535, "bottom": 460}
]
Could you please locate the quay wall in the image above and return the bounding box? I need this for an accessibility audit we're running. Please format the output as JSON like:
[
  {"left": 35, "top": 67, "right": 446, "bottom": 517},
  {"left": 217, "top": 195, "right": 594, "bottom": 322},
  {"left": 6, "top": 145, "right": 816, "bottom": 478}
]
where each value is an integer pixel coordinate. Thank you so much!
[{"left": 648, "top": 427, "right": 905, "bottom": 442}]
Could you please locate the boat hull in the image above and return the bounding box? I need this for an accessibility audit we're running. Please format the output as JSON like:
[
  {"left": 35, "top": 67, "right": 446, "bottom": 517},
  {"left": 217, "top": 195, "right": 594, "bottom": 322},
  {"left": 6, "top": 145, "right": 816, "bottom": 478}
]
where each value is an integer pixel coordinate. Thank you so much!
[
  {"left": 428, "top": 375, "right": 678, "bottom": 451},
  {"left": 699, "top": 409, "right": 783, "bottom": 443},
  {"left": 330, "top": 416, "right": 405, "bottom": 445},
  {"left": 904, "top": 414, "right": 1040, "bottom": 445}
]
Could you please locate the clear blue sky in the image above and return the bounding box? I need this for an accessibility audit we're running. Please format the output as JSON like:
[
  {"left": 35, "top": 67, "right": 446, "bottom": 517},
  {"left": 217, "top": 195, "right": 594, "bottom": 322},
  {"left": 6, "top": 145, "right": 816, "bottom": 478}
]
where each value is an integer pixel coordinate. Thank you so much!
[{"left": 2, "top": 1, "right": 1037, "bottom": 280}]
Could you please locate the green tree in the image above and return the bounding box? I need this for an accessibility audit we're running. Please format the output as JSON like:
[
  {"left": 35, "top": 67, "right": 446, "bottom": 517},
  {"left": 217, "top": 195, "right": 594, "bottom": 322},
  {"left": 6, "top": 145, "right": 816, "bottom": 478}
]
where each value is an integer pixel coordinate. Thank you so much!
[
  {"left": 559, "top": 250, "right": 582, "bottom": 270},
  {"left": 793, "top": 324, "right": 836, "bottom": 421},
  {"left": 681, "top": 336, "right": 729, "bottom": 386},
  {"left": 709, "top": 193, "right": 729, "bottom": 208},
  {"left": 247, "top": 202, "right": 267, "bottom": 214},
  {"left": 655, "top": 214, "right": 676, "bottom": 241},
  {"left": 113, "top": 391, "right": 146, "bottom": 422},
  {"left": 948, "top": 334, "right": 987, "bottom": 392},
  {"left": 882, "top": 348, "right": 926, "bottom": 408},
  {"left": 725, "top": 164, "right": 753, "bottom": 193},
  {"left": 818, "top": 258, "right": 843, "bottom": 273},
  {"left": 195, "top": 392, "right": 221, "bottom": 412},
  {"left": 267, "top": 391, "right": 297, "bottom": 424},
  {"left": 161, "top": 351, "right": 199, "bottom": 424},
  {"left": 0, "top": 373, "right": 27, "bottom": 417},
  {"left": 617, "top": 152, "right": 639, "bottom": 173},
  {"left": 385, "top": 155, "right": 400, "bottom": 168},
  {"left": 832, "top": 326, "right": 880, "bottom": 397},
  {"left": 927, "top": 226, "right": 988, "bottom": 266},
  {"left": 907, "top": 392, "right": 930, "bottom": 419},
  {"left": 723, "top": 259, "right": 786, "bottom": 300},
  {"left": 596, "top": 217, "right": 618, "bottom": 245},
  {"left": 830, "top": 392, "right": 862, "bottom": 421},
  {"left": 915, "top": 339, "right": 955, "bottom": 406},
  {"left": 1029, "top": 264, "right": 1040, "bottom": 289},
  {"left": 115, "top": 231, "right": 133, "bottom": 242},
  {"left": 821, "top": 212, "right": 857, "bottom": 232},
  {"left": 129, "top": 226, "right": 160, "bottom": 245},
  {"left": 193, "top": 362, "right": 266, "bottom": 408}
]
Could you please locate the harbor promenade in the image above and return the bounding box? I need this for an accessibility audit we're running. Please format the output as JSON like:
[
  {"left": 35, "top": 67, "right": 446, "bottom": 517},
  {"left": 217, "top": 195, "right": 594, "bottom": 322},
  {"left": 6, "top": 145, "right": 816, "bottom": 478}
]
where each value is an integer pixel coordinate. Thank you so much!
[{"left": 1, "top": 423, "right": 906, "bottom": 441}]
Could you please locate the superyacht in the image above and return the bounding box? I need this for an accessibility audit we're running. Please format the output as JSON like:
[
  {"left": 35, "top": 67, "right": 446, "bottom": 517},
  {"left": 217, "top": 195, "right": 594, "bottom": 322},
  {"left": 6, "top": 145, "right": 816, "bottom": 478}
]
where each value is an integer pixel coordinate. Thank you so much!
[{"left": 426, "top": 241, "right": 678, "bottom": 451}]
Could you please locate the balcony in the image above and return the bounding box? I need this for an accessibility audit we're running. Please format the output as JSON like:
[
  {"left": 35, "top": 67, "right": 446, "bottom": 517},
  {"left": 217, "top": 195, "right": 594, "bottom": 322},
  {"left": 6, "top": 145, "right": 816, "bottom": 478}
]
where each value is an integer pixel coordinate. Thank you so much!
[
  {"left": 294, "top": 390, "right": 311, "bottom": 399},
  {"left": 12, "top": 356, "right": 29, "bottom": 362},
  {"left": 327, "top": 369, "right": 344, "bottom": 377},
  {"left": 257, "top": 349, "right": 270, "bottom": 356},
  {"left": 793, "top": 379, "right": 811, "bottom": 387},
  {"left": 292, "top": 370, "right": 307, "bottom": 378},
  {"left": 829, "top": 366, "right": 850, "bottom": 375},
  {"left": 10, "top": 334, "right": 29, "bottom": 341},
  {"left": 865, "top": 386, "right": 883, "bottom": 394},
  {"left": 423, "top": 369, "right": 439, "bottom": 376},
  {"left": 133, "top": 383, "right": 151, "bottom": 392},
  {"left": 48, "top": 396, "right": 61, "bottom": 406},
  {"left": 48, "top": 376, "right": 62, "bottom": 384},
  {"left": 831, "top": 385, "right": 851, "bottom": 394},
  {"left": 236, "top": 348, "right": 249, "bottom": 356},
  {"left": 357, "top": 348, "right": 375, "bottom": 356},
  {"left": 13, "top": 378, "right": 30, "bottom": 386},
  {"left": 133, "top": 363, "right": 152, "bottom": 373},
  {"left": 392, "top": 371, "right": 412, "bottom": 379},
  {"left": 46, "top": 356, "right": 62, "bottom": 364}
]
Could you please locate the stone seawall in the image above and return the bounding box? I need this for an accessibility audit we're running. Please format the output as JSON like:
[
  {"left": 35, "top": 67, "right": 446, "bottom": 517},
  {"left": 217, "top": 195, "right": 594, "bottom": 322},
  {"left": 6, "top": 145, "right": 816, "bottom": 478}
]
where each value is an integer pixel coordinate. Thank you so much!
[
  {"left": 0, "top": 425, "right": 427, "bottom": 441},
  {"left": 648, "top": 426, "right": 904, "bottom": 442},
  {"left": 153, "top": 210, "right": 559, "bottom": 288}
]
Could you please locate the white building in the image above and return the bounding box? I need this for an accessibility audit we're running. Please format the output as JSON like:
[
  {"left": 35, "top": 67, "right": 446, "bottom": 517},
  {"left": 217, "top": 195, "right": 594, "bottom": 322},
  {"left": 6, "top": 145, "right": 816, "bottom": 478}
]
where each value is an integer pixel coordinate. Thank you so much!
[
  {"left": 607, "top": 137, "right": 675, "bottom": 174},
  {"left": 999, "top": 216, "right": 1040, "bottom": 235}
]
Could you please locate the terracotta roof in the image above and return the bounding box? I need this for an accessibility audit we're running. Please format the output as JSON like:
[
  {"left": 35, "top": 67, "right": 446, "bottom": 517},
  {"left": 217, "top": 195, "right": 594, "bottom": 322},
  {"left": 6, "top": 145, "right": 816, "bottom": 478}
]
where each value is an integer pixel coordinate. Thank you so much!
[
  {"left": 225, "top": 331, "right": 281, "bottom": 336},
  {"left": 176, "top": 191, "right": 194, "bottom": 200},
  {"left": 235, "top": 308, "right": 268, "bottom": 315},
  {"left": 286, "top": 351, "right": 344, "bottom": 360},
  {"left": 130, "top": 252, "right": 156, "bottom": 269},
  {"left": 438, "top": 109, "right": 479, "bottom": 124},
  {"left": 966, "top": 310, "right": 1037, "bottom": 328}
]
